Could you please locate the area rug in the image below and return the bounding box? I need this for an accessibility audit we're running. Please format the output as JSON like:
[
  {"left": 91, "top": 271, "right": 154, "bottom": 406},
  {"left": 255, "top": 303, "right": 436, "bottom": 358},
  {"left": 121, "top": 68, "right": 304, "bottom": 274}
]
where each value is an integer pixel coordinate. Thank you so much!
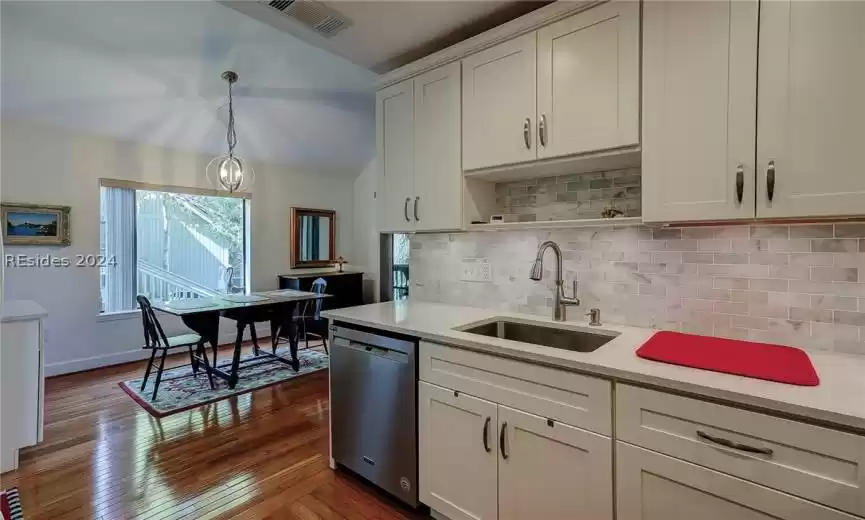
[
  {"left": 119, "top": 347, "right": 329, "bottom": 417},
  {"left": 1, "top": 487, "right": 23, "bottom": 520}
]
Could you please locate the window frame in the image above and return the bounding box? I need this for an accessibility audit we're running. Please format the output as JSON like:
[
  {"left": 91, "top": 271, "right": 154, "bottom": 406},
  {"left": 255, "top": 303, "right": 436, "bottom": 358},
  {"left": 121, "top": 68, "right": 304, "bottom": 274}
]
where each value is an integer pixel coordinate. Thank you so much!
[{"left": 98, "top": 178, "right": 251, "bottom": 315}]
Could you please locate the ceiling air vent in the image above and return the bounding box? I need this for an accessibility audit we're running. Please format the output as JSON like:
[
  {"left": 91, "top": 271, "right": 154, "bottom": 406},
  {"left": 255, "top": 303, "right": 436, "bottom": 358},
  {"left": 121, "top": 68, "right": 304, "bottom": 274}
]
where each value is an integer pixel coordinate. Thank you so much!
[{"left": 262, "top": 0, "right": 351, "bottom": 38}]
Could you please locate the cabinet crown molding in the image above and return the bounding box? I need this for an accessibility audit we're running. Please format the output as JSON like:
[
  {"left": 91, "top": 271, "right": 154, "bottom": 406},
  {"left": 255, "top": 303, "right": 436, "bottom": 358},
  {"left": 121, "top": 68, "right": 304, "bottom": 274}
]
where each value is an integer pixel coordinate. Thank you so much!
[{"left": 376, "top": 0, "right": 603, "bottom": 90}]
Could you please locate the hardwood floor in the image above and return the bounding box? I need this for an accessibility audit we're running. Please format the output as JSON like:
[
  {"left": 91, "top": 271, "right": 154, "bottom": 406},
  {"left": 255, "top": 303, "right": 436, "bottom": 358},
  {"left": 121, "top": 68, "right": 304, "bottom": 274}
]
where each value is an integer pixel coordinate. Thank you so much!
[{"left": 0, "top": 343, "right": 426, "bottom": 519}]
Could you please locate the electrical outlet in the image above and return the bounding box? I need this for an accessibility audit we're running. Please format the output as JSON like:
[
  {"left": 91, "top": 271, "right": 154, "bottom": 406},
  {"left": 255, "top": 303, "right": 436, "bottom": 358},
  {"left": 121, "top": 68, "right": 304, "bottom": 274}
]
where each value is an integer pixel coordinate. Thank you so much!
[{"left": 460, "top": 258, "right": 492, "bottom": 283}]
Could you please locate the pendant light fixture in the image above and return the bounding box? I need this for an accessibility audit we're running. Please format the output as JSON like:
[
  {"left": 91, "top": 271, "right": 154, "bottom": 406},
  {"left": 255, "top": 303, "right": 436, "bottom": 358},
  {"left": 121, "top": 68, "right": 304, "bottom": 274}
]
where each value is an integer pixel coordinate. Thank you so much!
[{"left": 206, "top": 71, "right": 254, "bottom": 193}]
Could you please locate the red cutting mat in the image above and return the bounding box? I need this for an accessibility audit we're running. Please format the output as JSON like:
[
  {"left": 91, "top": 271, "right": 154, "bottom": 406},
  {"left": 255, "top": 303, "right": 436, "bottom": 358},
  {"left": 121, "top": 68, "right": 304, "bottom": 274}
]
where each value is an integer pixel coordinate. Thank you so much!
[{"left": 636, "top": 331, "right": 819, "bottom": 386}]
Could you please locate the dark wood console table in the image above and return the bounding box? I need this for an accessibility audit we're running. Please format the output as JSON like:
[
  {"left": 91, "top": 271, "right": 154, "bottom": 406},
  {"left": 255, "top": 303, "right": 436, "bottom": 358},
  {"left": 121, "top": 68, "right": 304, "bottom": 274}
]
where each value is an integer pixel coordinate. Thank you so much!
[{"left": 277, "top": 269, "right": 364, "bottom": 311}]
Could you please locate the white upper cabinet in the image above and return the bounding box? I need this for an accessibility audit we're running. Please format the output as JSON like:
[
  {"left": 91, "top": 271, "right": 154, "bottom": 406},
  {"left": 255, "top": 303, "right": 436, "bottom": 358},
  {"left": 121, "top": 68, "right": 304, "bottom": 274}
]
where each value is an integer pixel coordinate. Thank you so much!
[
  {"left": 419, "top": 381, "right": 498, "bottom": 520},
  {"left": 413, "top": 62, "right": 463, "bottom": 231},
  {"left": 498, "top": 405, "right": 613, "bottom": 520},
  {"left": 644, "top": 0, "right": 865, "bottom": 223},
  {"left": 756, "top": 0, "right": 865, "bottom": 219},
  {"left": 377, "top": 79, "right": 415, "bottom": 232},
  {"left": 537, "top": 1, "right": 639, "bottom": 160},
  {"left": 641, "top": 0, "right": 758, "bottom": 223},
  {"left": 378, "top": 63, "right": 464, "bottom": 232},
  {"left": 462, "top": 32, "right": 537, "bottom": 171},
  {"left": 462, "top": 2, "right": 641, "bottom": 173}
]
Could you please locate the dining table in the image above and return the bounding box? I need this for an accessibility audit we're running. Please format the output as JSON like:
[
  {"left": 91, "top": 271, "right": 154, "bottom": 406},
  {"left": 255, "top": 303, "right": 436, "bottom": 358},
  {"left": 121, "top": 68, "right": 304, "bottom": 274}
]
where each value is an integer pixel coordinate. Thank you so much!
[{"left": 151, "top": 289, "right": 329, "bottom": 389}]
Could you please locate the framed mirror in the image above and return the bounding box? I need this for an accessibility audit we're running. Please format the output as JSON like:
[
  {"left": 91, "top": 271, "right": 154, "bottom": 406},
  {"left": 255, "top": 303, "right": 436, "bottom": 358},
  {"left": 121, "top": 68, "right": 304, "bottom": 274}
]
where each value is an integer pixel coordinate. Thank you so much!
[{"left": 290, "top": 207, "right": 336, "bottom": 268}]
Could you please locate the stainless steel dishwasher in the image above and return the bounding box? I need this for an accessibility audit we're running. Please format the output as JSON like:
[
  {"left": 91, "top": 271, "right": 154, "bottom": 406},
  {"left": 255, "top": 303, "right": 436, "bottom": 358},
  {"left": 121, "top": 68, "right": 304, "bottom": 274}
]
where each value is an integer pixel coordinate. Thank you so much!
[{"left": 330, "top": 323, "right": 418, "bottom": 507}]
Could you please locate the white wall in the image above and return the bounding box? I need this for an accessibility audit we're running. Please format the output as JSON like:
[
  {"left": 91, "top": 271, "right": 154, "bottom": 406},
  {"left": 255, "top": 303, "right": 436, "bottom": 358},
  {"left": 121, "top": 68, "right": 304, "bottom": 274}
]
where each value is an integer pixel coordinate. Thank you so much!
[
  {"left": 353, "top": 158, "right": 380, "bottom": 303},
  {"left": 1, "top": 118, "right": 355, "bottom": 375}
]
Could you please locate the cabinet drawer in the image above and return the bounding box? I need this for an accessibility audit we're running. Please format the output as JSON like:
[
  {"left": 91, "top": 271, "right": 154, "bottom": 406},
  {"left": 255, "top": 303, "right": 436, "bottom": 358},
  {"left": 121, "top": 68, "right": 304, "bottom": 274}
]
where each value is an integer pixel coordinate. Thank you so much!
[
  {"left": 617, "top": 442, "right": 860, "bottom": 520},
  {"left": 616, "top": 384, "right": 865, "bottom": 516},
  {"left": 420, "top": 341, "right": 611, "bottom": 436}
]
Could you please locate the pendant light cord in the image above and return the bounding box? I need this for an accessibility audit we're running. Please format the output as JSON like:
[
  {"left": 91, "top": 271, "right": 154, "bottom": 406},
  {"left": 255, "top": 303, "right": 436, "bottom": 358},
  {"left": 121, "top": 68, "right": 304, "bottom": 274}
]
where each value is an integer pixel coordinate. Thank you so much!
[{"left": 226, "top": 80, "right": 237, "bottom": 157}]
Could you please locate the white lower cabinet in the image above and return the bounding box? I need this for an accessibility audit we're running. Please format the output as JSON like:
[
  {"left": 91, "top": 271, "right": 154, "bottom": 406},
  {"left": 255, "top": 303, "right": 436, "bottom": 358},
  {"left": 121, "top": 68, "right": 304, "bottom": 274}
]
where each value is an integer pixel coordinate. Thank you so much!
[
  {"left": 498, "top": 405, "right": 612, "bottom": 520},
  {"left": 418, "top": 343, "right": 864, "bottom": 520},
  {"left": 419, "top": 380, "right": 613, "bottom": 520},
  {"left": 616, "top": 384, "right": 865, "bottom": 516},
  {"left": 419, "top": 381, "right": 498, "bottom": 520},
  {"left": 616, "top": 442, "right": 860, "bottom": 520},
  {"left": 1, "top": 311, "right": 45, "bottom": 472}
]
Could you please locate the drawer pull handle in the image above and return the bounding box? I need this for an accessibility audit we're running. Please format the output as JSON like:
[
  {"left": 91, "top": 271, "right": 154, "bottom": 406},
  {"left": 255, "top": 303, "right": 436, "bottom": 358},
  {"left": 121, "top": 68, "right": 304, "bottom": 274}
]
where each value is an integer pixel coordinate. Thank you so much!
[
  {"left": 539, "top": 114, "right": 547, "bottom": 147},
  {"left": 483, "top": 416, "right": 491, "bottom": 453},
  {"left": 500, "top": 422, "right": 508, "bottom": 459},
  {"left": 735, "top": 164, "right": 744, "bottom": 203},
  {"left": 767, "top": 160, "right": 776, "bottom": 202},
  {"left": 697, "top": 430, "right": 773, "bottom": 456}
]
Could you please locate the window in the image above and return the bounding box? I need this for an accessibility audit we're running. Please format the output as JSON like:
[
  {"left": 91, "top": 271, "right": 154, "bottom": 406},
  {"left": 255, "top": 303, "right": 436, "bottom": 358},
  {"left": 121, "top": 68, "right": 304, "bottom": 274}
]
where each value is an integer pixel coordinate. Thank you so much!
[
  {"left": 392, "top": 233, "right": 410, "bottom": 301},
  {"left": 379, "top": 233, "right": 410, "bottom": 302},
  {"left": 99, "top": 182, "right": 249, "bottom": 313}
]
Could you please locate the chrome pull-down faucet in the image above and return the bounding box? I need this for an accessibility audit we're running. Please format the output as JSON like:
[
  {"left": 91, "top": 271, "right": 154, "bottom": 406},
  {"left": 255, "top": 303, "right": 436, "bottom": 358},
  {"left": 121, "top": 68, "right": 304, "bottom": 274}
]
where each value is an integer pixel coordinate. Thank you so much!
[{"left": 529, "top": 240, "right": 580, "bottom": 321}]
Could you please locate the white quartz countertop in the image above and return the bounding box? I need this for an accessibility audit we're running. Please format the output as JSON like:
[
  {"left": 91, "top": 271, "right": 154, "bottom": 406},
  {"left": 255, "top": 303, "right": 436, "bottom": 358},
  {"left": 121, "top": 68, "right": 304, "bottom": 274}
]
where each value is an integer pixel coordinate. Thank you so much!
[
  {"left": 0, "top": 300, "right": 47, "bottom": 323},
  {"left": 323, "top": 301, "right": 865, "bottom": 433}
]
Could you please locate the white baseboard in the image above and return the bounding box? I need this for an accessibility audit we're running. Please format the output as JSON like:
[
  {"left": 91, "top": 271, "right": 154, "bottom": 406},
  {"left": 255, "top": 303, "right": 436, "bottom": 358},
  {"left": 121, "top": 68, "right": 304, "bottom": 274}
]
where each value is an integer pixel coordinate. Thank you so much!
[
  {"left": 45, "top": 349, "right": 153, "bottom": 377},
  {"left": 45, "top": 329, "right": 270, "bottom": 377}
]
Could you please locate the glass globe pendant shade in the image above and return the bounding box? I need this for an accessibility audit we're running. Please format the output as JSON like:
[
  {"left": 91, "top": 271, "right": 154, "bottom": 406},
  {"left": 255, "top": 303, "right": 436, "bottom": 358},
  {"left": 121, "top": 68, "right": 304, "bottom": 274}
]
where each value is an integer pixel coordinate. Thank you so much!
[
  {"left": 218, "top": 155, "right": 242, "bottom": 191},
  {"left": 207, "top": 70, "right": 254, "bottom": 193},
  {"left": 206, "top": 154, "right": 254, "bottom": 193}
]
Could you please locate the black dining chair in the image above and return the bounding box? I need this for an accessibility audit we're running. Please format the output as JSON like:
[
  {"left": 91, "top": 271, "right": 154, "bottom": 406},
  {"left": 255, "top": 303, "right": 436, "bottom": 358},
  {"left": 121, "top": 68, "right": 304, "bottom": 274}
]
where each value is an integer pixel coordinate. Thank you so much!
[
  {"left": 137, "top": 295, "right": 215, "bottom": 401},
  {"left": 295, "top": 278, "right": 329, "bottom": 354}
]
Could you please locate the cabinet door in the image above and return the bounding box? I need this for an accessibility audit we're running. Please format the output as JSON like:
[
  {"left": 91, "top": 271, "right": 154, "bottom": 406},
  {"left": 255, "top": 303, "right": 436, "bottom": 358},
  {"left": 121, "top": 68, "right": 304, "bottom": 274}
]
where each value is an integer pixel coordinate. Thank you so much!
[
  {"left": 617, "top": 442, "right": 859, "bottom": 520},
  {"left": 462, "top": 32, "right": 537, "bottom": 171},
  {"left": 537, "top": 1, "right": 639, "bottom": 159},
  {"left": 756, "top": 1, "right": 865, "bottom": 218},
  {"left": 413, "top": 62, "right": 462, "bottom": 231},
  {"left": 377, "top": 79, "right": 415, "bottom": 232},
  {"left": 641, "top": 0, "right": 758, "bottom": 223},
  {"left": 1, "top": 320, "right": 41, "bottom": 471},
  {"left": 498, "top": 405, "right": 612, "bottom": 520},
  {"left": 419, "top": 382, "right": 497, "bottom": 520}
]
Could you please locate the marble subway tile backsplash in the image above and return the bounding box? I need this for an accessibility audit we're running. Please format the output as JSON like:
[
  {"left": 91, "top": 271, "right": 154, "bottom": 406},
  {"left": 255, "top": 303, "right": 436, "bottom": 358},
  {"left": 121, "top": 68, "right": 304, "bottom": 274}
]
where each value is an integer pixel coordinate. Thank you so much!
[
  {"left": 410, "top": 223, "right": 865, "bottom": 356},
  {"left": 494, "top": 168, "right": 641, "bottom": 222}
]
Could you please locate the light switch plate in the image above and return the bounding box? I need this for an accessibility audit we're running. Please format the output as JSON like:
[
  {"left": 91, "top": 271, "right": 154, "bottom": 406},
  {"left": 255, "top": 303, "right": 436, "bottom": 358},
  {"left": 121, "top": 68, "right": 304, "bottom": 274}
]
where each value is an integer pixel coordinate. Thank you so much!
[{"left": 460, "top": 258, "right": 492, "bottom": 283}]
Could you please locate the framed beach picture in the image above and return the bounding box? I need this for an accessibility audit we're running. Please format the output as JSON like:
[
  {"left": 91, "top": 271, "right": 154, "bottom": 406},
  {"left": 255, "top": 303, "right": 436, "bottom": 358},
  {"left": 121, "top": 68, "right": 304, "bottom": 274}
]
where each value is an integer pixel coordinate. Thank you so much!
[{"left": 2, "top": 203, "right": 71, "bottom": 246}]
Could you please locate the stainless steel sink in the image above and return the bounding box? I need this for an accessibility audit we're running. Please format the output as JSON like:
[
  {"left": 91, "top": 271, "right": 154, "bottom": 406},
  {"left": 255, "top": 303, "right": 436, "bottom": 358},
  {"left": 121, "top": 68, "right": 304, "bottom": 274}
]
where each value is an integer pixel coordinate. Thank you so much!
[{"left": 456, "top": 318, "right": 618, "bottom": 353}]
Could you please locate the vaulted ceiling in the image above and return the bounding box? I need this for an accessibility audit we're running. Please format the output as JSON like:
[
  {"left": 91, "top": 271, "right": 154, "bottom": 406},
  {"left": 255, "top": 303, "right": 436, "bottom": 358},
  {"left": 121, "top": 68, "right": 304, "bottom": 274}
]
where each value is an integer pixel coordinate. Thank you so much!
[
  {"left": 223, "top": 1, "right": 550, "bottom": 73},
  {"left": 1, "top": 1, "right": 379, "bottom": 173}
]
